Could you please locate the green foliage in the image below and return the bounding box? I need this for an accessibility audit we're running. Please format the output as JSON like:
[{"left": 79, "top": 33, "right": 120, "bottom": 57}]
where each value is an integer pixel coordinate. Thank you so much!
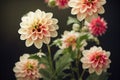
[
  {"left": 39, "top": 68, "right": 52, "bottom": 80},
  {"left": 52, "top": 39, "right": 62, "bottom": 47},
  {"left": 76, "top": 34, "right": 89, "bottom": 48},
  {"left": 54, "top": 49, "right": 64, "bottom": 60},
  {"left": 86, "top": 72, "right": 110, "bottom": 80},
  {"left": 55, "top": 53, "right": 73, "bottom": 79},
  {"left": 29, "top": 54, "right": 48, "bottom": 65},
  {"left": 67, "top": 16, "right": 80, "bottom": 25}
]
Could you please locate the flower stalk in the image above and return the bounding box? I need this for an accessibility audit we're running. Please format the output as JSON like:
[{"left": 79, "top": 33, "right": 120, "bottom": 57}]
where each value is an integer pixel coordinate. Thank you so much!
[
  {"left": 79, "top": 69, "right": 86, "bottom": 80},
  {"left": 47, "top": 44, "right": 54, "bottom": 73}
]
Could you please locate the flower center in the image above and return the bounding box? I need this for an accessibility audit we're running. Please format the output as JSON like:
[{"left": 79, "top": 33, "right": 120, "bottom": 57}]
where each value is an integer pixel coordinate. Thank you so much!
[
  {"left": 96, "top": 22, "right": 102, "bottom": 27},
  {"left": 65, "top": 36, "right": 76, "bottom": 44},
  {"left": 32, "top": 24, "right": 42, "bottom": 32},
  {"left": 95, "top": 55, "right": 101, "bottom": 60},
  {"left": 26, "top": 62, "right": 34, "bottom": 71}
]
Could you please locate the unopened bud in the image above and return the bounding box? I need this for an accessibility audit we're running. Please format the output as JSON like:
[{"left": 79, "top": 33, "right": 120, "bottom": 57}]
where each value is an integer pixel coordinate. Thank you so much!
[
  {"left": 72, "top": 23, "right": 80, "bottom": 31},
  {"left": 48, "top": 0, "right": 56, "bottom": 7}
]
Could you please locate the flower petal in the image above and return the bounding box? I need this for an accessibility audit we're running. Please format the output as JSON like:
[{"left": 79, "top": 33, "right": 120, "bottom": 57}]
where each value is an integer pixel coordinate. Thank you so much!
[
  {"left": 48, "top": 25, "right": 56, "bottom": 31},
  {"left": 20, "top": 35, "right": 27, "bottom": 40},
  {"left": 18, "top": 28, "right": 27, "bottom": 34},
  {"left": 52, "top": 18, "right": 58, "bottom": 24},
  {"left": 99, "top": 0, "right": 106, "bottom": 5},
  {"left": 89, "top": 68, "right": 94, "bottom": 73},
  {"left": 71, "top": 8, "right": 79, "bottom": 14},
  {"left": 98, "top": 7, "right": 105, "bottom": 14},
  {"left": 43, "top": 37, "right": 50, "bottom": 44},
  {"left": 34, "top": 39, "right": 43, "bottom": 49},
  {"left": 77, "top": 13, "right": 86, "bottom": 21},
  {"left": 50, "top": 31, "right": 58, "bottom": 37},
  {"left": 96, "top": 69, "right": 102, "bottom": 75},
  {"left": 45, "top": 13, "right": 53, "bottom": 19},
  {"left": 82, "top": 63, "right": 90, "bottom": 69},
  {"left": 25, "top": 38, "right": 34, "bottom": 47}
]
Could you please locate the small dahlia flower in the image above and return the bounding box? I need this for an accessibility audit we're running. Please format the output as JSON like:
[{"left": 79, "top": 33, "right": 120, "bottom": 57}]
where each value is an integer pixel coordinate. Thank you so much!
[
  {"left": 18, "top": 9, "right": 59, "bottom": 49},
  {"left": 81, "top": 46, "right": 111, "bottom": 75},
  {"left": 88, "top": 17, "right": 107, "bottom": 36},
  {"left": 56, "top": 0, "right": 69, "bottom": 9},
  {"left": 68, "top": 0, "right": 106, "bottom": 21},
  {"left": 60, "top": 31, "right": 79, "bottom": 50},
  {"left": 13, "top": 54, "right": 45, "bottom": 80}
]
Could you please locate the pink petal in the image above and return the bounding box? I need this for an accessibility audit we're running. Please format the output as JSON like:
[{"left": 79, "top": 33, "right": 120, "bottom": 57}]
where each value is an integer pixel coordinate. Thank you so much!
[{"left": 31, "top": 33, "right": 38, "bottom": 40}]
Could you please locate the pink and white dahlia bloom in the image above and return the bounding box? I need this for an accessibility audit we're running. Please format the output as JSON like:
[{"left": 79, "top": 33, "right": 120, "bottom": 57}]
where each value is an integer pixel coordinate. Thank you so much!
[
  {"left": 13, "top": 54, "right": 45, "bottom": 80},
  {"left": 88, "top": 17, "right": 107, "bottom": 36},
  {"left": 68, "top": 0, "right": 106, "bottom": 21},
  {"left": 81, "top": 46, "right": 111, "bottom": 75},
  {"left": 60, "top": 31, "right": 79, "bottom": 50},
  {"left": 18, "top": 9, "right": 59, "bottom": 49}
]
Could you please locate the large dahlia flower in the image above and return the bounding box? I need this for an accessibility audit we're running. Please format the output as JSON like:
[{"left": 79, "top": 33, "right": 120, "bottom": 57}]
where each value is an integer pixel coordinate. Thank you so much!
[
  {"left": 81, "top": 46, "right": 111, "bottom": 75},
  {"left": 18, "top": 9, "right": 59, "bottom": 49},
  {"left": 68, "top": 0, "right": 106, "bottom": 21}
]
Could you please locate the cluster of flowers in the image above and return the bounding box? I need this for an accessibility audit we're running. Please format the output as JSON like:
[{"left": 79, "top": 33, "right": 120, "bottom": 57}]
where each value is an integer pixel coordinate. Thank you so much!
[{"left": 13, "top": 0, "right": 111, "bottom": 80}]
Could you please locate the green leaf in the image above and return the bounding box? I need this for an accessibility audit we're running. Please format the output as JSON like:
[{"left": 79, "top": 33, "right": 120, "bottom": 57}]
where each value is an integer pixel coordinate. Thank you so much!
[
  {"left": 39, "top": 68, "right": 52, "bottom": 80},
  {"left": 52, "top": 39, "right": 62, "bottom": 47},
  {"left": 56, "top": 72, "right": 71, "bottom": 80},
  {"left": 67, "top": 16, "right": 79, "bottom": 25},
  {"left": 87, "top": 33, "right": 100, "bottom": 45},
  {"left": 55, "top": 53, "right": 73, "bottom": 76},
  {"left": 29, "top": 54, "right": 41, "bottom": 61},
  {"left": 54, "top": 49, "right": 63, "bottom": 60},
  {"left": 76, "top": 34, "right": 89, "bottom": 48},
  {"left": 86, "top": 72, "right": 110, "bottom": 80}
]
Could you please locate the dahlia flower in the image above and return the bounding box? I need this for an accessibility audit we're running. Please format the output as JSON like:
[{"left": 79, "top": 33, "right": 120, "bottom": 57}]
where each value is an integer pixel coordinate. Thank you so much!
[
  {"left": 60, "top": 31, "right": 79, "bottom": 50},
  {"left": 18, "top": 9, "right": 59, "bottom": 49},
  {"left": 13, "top": 54, "right": 44, "bottom": 80},
  {"left": 56, "top": 0, "right": 69, "bottom": 9},
  {"left": 88, "top": 17, "right": 107, "bottom": 36},
  {"left": 81, "top": 46, "right": 111, "bottom": 75},
  {"left": 68, "top": 0, "right": 106, "bottom": 21}
]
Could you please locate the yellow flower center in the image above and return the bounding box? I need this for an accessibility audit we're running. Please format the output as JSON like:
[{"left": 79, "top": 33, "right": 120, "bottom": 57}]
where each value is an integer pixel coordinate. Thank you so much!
[
  {"left": 66, "top": 36, "right": 76, "bottom": 44},
  {"left": 26, "top": 62, "right": 34, "bottom": 70}
]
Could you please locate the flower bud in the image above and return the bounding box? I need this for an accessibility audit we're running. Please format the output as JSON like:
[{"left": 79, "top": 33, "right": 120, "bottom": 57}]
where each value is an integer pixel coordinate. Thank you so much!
[
  {"left": 72, "top": 23, "right": 80, "bottom": 31},
  {"left": 48, "top": 0, "right": 56, "bottom": 7}
]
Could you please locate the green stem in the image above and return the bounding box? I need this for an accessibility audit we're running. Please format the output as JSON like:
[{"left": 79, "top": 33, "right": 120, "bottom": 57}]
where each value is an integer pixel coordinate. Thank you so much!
[
  {"left": 76, "top": 49, "right": 81, "bottom": 79},
  {"left": 79, "top": 20, "right": 85, "bottom": 32},
  {"left": 76, "top": 51, "right": 80, "bottom": 78},
  {"left": 47, "top": 44, "right": 54, "bottom": 73},
  {"left": 70, "top": 64, "right": 76, "bottom": 80},
  {"left": 79, "top": 70, "right": 85, "bottom": 80}
]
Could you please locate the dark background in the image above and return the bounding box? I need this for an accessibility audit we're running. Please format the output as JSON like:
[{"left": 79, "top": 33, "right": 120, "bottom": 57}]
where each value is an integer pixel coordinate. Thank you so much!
[{"left": 0, "top": 0, "right": 119, "bottom": 80}]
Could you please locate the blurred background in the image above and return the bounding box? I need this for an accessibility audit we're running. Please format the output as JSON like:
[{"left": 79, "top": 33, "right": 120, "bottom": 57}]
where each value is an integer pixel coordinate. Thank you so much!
[{"left": 0, "top": 0, "right": 119, "bottom": 80}]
